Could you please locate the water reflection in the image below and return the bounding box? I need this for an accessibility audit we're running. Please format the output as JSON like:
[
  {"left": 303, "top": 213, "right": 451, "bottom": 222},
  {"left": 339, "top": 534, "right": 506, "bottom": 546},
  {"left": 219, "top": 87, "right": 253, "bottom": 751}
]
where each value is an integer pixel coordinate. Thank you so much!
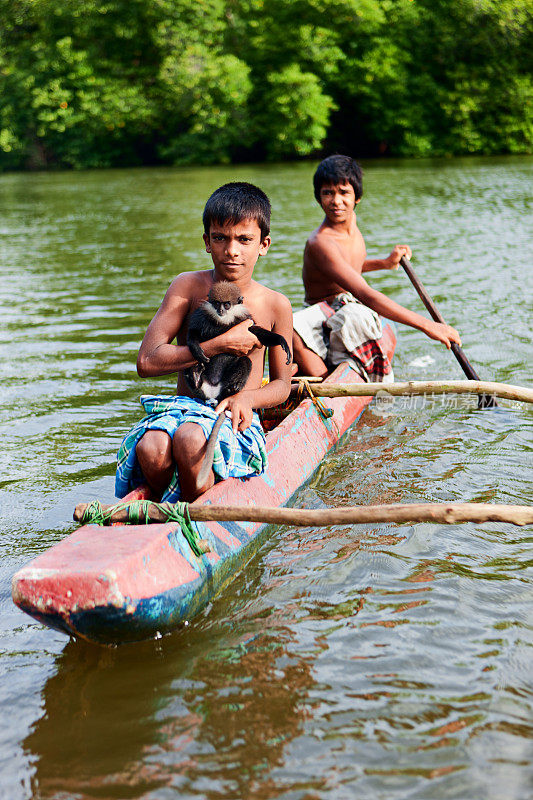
[{"left": 25, "top": 617, "right": 314, "bottom": 799}]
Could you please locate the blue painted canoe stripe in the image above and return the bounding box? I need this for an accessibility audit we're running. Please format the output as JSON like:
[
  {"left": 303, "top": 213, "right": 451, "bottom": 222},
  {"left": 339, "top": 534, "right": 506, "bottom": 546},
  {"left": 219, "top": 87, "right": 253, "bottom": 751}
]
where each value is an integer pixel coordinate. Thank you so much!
[
  {"left": 214, "top": 520, "right": 251, "bottom": 544},
  {"left": 68, "top": 577, "right": 205, "bottom": 643},
  {"left": 165, "top": 525, "right": 207, "bottom": 572}
]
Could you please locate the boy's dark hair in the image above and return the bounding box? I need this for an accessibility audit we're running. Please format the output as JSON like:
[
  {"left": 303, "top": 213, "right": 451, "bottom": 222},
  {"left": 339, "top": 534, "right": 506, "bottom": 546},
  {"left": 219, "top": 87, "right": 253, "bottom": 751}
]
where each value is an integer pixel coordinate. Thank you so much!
[
  {"left": 203, "top": 182, "right": 271, "bottom": 239},
  {"left": 313, "top": 155, "right": 363, "bottom": 203}
]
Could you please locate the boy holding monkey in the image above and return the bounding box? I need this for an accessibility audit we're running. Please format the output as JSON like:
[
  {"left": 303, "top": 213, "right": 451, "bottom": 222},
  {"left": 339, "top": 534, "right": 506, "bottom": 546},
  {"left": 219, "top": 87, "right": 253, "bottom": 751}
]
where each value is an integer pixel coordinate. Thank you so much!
[{"left": 115, "top": 182, "right": 293, "bottom": 502}]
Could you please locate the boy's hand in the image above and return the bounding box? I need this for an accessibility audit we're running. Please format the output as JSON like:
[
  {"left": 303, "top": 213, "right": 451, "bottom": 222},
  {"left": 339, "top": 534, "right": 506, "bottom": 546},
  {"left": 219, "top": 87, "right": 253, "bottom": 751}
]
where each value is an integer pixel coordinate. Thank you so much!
[
  {"left": 216, "top": 393, "right": 254, "bottom": 433},
  {"left": 385, "top": 245, "right": 412, "bottom": 269},
  {"left": 424, "top": 320, "right": 462, "bottom": 349},
  {"left": 210, "top": 319, "right": 261, "bottom": 358}
]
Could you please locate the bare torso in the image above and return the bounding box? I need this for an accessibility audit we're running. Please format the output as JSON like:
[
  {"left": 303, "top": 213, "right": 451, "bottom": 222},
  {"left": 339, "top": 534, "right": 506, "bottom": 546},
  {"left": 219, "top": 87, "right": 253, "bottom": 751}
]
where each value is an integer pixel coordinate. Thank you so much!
[{"left": 303, "top": 216, "right": 366, "bottom": 304}]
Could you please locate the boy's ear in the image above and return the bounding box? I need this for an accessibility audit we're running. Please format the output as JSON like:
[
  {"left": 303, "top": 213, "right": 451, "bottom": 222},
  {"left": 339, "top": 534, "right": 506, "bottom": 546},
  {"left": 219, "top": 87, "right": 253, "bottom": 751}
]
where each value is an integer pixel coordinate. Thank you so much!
[
  {"left": 203, "top": 232, "right": 211, "bottom": 252},
  {"left": 259, "top": 234, "right": 271, "bottom": 256}
]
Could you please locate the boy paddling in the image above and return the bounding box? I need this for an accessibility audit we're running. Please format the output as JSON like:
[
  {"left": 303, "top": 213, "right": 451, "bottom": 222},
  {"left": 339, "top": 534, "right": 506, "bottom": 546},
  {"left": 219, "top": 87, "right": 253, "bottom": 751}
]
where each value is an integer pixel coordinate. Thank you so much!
[
  {"left": 115, "top": 183, "right": 293, "bottom": 502},
  {"left": 293, "top": 155, "right": 461, "bottom": 379}
]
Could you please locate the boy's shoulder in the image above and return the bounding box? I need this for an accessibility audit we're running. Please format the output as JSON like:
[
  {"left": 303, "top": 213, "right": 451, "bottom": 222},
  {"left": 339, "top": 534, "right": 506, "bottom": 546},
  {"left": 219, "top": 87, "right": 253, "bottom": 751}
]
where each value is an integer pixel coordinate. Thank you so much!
[
  {"left": 165, "top": 269, "right": 212, "bottom": 303},
  {"left": 247, "top": 279, "right": 292, "bottom": 325},
  {"left": 168, "top": 269, "right": 211, "bottom": 290},
  {"left": 306, "top": 224, "right": 324, "bottom": 246},
  {"left": 157, "top": 270, "right": 213, "bottom": 322},
  {"left": 306, "top": 221, "right": 346, "bottom": 246},
  {"left": 250, "top": 278, "right": 290, "bottom": 305},
  {"left": 306, "top": 217, "right": 363, "bottom": 254},
  {"left": 305, "top": 224, "right": 341, "bottom": 258}
]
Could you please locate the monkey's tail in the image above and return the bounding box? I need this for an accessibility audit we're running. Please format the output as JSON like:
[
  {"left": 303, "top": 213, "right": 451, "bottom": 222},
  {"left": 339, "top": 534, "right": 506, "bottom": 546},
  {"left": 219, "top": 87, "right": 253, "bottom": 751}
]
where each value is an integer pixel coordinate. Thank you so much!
[{"left": 196, "top": 412, "right": 226, "bottom": 491}]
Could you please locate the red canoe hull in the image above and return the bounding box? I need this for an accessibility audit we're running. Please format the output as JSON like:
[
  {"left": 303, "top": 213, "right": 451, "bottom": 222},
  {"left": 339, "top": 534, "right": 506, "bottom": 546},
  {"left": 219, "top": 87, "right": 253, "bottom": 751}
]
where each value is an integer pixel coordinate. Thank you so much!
[{"left": 12, "top": 324, "right": 395, "bottom": 644}]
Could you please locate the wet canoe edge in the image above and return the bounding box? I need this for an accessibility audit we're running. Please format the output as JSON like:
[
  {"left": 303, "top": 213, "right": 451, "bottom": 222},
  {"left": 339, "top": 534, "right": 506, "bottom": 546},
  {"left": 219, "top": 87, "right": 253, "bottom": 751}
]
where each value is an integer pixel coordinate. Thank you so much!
[{"left": 23, "top": 519, "right": 287, "bottom": 645}]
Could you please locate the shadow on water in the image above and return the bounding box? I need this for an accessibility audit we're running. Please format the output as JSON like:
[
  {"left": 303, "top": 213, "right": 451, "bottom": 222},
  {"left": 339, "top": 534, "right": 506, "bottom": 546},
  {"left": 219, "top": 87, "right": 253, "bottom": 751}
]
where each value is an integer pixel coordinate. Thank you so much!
[{"left": 25, "top": 608, "right": 315, "bottom": 799}]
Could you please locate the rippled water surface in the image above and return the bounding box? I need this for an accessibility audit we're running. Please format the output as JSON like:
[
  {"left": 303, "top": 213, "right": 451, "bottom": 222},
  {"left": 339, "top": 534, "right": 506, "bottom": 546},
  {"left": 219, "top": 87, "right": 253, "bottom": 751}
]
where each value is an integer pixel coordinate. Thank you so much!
[{"left": 1, "top": 158, "right": 532, "bottom": 799}]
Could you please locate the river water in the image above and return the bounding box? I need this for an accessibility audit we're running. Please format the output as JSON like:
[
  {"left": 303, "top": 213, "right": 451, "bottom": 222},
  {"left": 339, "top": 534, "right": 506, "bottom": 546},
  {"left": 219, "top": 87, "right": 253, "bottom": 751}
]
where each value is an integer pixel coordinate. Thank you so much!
[{"left": 0, "top": 157, "right": 531, "bottom": 799}]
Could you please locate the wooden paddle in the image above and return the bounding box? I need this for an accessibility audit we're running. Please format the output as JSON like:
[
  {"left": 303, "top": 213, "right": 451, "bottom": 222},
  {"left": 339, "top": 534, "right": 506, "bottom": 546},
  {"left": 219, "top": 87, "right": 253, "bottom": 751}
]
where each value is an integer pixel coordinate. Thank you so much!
[{"left": 400, "top": 256, "right": 496, "bottom": 408}]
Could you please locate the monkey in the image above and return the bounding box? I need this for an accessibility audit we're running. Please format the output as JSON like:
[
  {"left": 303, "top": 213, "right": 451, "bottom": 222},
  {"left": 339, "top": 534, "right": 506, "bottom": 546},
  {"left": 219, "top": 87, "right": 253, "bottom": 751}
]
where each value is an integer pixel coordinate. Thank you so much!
[
  {"left": 184, "top": 281, "right": 292, "bottom": 489},
  {"left": 185, "top": 280, "right": 292, "bottom": 400}
]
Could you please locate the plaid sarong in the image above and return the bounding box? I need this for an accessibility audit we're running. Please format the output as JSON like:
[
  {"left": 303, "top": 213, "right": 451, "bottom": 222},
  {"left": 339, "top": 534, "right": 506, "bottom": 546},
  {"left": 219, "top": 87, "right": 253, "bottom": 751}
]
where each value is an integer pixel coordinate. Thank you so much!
[
  {"left": 115, "top": 395, "right": 267, "bottom": 502},
  {"left": 293, "top": 293, "right": 394, "bottom": 382}
]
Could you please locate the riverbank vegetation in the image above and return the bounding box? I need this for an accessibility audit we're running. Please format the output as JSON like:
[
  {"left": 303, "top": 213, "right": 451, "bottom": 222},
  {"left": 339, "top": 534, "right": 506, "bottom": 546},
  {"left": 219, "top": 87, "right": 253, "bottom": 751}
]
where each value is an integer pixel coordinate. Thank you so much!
[{"left": 1, "top": 0, "right": 531, "bottom": 169}]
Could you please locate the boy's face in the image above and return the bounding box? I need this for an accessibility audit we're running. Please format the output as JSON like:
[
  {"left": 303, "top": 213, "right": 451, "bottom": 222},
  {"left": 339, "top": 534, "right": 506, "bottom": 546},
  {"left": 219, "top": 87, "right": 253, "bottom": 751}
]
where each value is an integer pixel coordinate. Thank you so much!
[
  {"left": 319, "top": 182, "right": 360, "bottom": 223},
  {"left": 204, "top": 219, "right": 270, "bottom": 282}
]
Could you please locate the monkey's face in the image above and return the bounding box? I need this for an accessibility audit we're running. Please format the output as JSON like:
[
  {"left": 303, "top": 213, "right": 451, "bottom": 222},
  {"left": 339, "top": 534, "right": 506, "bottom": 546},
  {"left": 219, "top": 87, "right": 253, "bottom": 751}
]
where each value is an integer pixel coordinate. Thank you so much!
[
  {"left": 203, "top": 219, "right": 271, "bottom": 282},
  {"left": 212, "top": 298, "right": 243, "bottom": 318}
]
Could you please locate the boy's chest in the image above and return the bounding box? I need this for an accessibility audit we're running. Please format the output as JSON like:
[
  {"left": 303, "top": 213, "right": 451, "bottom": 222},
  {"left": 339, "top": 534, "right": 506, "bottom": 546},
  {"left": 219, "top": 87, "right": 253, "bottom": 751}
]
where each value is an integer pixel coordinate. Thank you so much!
[
  {"left": 242, "top": 295, "right": 273, "bottom": 330},
  {"left": 338, "top": 228, "right": 366, "bottom": 271}
]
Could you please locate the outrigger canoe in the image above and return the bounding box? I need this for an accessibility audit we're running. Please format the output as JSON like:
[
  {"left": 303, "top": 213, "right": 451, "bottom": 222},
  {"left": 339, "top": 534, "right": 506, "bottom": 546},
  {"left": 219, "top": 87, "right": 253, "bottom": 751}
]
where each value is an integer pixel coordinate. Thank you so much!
[{"left": 12, "top": 323, "right": 395, "bottom": 645}]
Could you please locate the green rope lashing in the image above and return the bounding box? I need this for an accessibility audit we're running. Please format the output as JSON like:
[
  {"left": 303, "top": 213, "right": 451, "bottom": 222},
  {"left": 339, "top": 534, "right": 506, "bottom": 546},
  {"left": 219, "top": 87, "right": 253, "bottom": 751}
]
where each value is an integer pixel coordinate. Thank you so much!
[
  {"left": 157, "top": 501, "right": 206, "bottom": 557},
  {"left": 81, "top": 500, "right": 131, "bottom": 526},
  {"left": 81, "top": 500, "right": 105, "bottom": 525},
  {"left": 81, "top": 499, "right": 209, "bottom": 557},
  {"left": 127, "top": 499, "right": 152, "bottom": 525},
  {"left": 299, "top": 379, "right": 339, "bottom": 435}
]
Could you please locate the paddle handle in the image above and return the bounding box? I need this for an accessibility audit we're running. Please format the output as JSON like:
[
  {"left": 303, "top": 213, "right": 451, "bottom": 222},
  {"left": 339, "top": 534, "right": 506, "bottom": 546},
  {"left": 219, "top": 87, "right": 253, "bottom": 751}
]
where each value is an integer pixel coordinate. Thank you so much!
[{"left": 400, "top": 256, "right": 481, "bottom": 382}]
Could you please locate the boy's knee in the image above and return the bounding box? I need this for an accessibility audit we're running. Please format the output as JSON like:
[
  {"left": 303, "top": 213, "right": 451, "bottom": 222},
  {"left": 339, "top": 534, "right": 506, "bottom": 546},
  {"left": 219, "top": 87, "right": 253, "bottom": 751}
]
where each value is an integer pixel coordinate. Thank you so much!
[
  {"left": 172, "top": 423, "right": 207, "bottom": 462},
  {"left": 136, "top": 430, "right": 172, "bottom": 471}
]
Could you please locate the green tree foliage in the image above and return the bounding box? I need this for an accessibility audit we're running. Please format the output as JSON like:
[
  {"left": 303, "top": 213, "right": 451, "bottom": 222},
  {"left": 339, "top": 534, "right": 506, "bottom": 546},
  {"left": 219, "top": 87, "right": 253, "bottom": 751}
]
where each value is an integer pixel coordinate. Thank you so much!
[
  {"left": 259, "top": 65, "right": 335, "bottom": 158},
  {"left": 157, "top": 48, "right": 252, "bottom": 164},
  {"left": 0, "top": 0, "right": 531, "bottom": 169}
]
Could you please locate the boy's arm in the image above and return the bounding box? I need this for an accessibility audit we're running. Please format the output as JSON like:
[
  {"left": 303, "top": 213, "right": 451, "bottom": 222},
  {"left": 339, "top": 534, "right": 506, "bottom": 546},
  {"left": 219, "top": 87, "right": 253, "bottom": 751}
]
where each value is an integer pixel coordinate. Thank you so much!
[
  {"left": 216, "top": 294, "right": 293, "bottom": 432},
  {"left": 137, "top": 275, "right": 262, "bottom": 377},
  {"left": 362, "top": 244, "right": 412, "bottom": 273},
  {"left": 137, "top": 277, "right": 195, "bottom": 376},
  {"left": 308, "top": 239, "right": 461, "bottom": 348}
]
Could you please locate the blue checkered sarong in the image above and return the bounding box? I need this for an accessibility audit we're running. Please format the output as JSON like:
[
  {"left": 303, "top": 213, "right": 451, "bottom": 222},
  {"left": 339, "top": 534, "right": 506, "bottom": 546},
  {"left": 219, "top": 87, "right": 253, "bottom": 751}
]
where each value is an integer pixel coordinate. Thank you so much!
[{"left": 115, "top": 395, "right": 267, "bottom": 502}]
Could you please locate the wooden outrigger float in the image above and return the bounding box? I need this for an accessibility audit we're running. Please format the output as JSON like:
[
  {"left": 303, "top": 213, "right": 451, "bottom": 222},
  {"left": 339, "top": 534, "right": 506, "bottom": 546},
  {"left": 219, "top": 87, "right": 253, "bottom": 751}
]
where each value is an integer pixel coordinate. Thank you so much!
[{"left": 12, "top": 323, "right": 395, "bottom": 645}]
